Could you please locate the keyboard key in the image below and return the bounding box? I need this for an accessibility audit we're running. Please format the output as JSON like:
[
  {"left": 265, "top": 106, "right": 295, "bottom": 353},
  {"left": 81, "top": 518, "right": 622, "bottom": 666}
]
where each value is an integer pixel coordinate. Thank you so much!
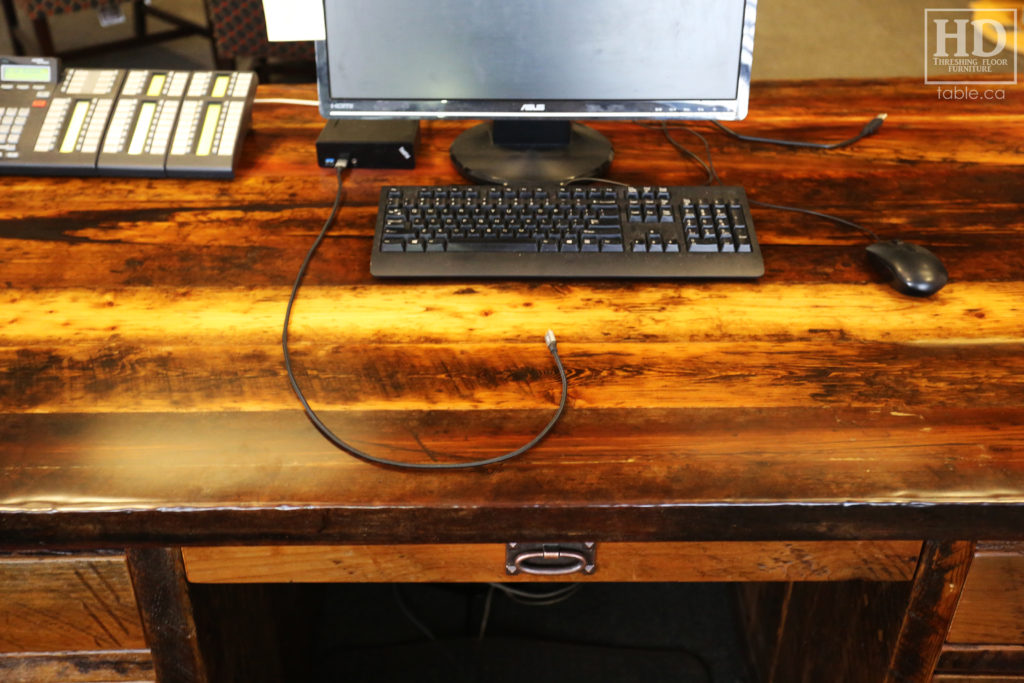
[
  {"left": 446, "top": 240, "right": 538, "bottom": 252},
  {"left": 581, "top": 227, "right": 622, "bottom": 238},
  {"left": 383, "top": 229, "right": 416, "bottom": 241},
  {"left": 687, "top": 238, "right": 719, "bottom": 253},
  {"left": 593, "top": 214, "right": 622, "bottom": 227},
  {"left": 729, "top": 207, "right": 747, "bottom": 227}
]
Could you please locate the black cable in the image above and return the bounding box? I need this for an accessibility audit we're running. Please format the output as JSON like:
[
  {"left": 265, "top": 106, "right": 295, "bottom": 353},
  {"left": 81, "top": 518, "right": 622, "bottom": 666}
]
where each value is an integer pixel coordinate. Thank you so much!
[
  {"left": 710, "top": 112, "right": 888, "bottom": 149},
  {"left": 748, "top": 199, "right": 880, "bottom": 242},
  {"left": 568, "top": 176, "right": 631, "bottom": 187},
  {"left": 477, "top": 584, "right": 496, "bottom": 640},
  {"left": 645, "top": 122, "right": 719, "bottom": 185},
  {"left": 391, "top": 586, "right": 472, "bottom": 683},
  {"left": 644, "top": 121, "right": 883, "bottom": 242},
  {"left": 374, "top": 583, "right": 717, "bottom": 683},
  {"left": 488, "top": 582, "right": 581, "bottom": 606},
  {"left": 392, "top": 585, "right": 437, "bottom": 641},
  {"left": 665, "top": 123, "right": 722, "bottom": 186},
  {"left": 282, "top": 162, "right": 570, "bottom": 470}
]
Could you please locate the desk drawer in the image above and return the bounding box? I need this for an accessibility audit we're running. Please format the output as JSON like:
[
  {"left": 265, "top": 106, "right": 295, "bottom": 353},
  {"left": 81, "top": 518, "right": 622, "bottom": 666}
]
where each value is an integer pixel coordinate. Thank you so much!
[
  {"left": 0, "top": 553, "right": 153, "bottom": 682},
  {"left": 182, "top": 540, "right": 921, "bottom": 584}
]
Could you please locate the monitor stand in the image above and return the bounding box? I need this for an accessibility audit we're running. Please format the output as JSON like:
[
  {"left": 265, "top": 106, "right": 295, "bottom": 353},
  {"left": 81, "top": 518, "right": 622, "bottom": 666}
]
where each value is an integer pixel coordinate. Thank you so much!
[{"left": 450, "top": 120, "right": 613, "bottom": 185}]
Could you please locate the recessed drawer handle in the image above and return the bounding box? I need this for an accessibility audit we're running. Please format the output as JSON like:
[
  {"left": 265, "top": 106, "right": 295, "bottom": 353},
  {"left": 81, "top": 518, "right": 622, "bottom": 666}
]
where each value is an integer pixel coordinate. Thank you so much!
[{"left": 506, "top": 542, "right": 597, "bottom": 576}]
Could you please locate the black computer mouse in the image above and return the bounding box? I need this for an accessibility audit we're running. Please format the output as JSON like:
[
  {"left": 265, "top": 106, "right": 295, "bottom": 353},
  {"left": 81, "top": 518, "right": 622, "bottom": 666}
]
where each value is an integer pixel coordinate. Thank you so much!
[{"left": 865, "top": 239, "right": 948, "bottom": 297}]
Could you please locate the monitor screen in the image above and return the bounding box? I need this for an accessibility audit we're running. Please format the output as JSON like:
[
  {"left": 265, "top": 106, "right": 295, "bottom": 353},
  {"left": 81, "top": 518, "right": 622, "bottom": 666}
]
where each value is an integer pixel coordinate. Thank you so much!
[
  {"left": 317, "top": 0, "right": 755, "bottom": 119},
  {"left": 315, "top": 0, "right": 757, "bottom": 182}
]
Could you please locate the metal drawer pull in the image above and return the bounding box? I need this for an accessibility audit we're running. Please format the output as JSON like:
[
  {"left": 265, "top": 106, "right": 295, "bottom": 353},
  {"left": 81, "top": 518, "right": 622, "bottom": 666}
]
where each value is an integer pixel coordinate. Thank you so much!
[
  {"left": 505, "top": 542, "right": 596, "bottom": 576},
  {"left": 513, "top": 549, "right": 586, "bottom": 575}
]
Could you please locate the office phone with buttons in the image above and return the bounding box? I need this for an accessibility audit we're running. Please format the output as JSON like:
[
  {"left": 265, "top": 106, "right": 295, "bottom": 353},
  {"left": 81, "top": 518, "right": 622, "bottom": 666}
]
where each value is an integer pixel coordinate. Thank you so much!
[{"left": 0, "top": 55, "right": 257, "bottom": 179}]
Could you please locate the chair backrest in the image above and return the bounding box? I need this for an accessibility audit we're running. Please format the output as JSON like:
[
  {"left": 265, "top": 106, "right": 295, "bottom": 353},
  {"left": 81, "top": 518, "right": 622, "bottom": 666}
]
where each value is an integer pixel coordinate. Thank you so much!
[{"left": 205, "top": 0, "right": 312, "bottom": 61}]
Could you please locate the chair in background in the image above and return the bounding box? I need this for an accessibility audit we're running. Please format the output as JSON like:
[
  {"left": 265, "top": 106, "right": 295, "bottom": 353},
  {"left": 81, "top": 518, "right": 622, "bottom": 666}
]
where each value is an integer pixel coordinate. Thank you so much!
[
  {"left": 1, "top": 0, "right": 25, "bottom": 52},
  {"left": 205, "top": 0, "right": 314, "bottom": 80},
  {"left": 2, "top": 0, "right": 211, "bottom": 58}
]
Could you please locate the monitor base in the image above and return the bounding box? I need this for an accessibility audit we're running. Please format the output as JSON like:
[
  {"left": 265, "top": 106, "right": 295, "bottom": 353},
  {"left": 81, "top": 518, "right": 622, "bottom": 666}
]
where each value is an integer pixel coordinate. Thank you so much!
[{"left": 450, "top": 121, "right": 613, "bottom": 185}]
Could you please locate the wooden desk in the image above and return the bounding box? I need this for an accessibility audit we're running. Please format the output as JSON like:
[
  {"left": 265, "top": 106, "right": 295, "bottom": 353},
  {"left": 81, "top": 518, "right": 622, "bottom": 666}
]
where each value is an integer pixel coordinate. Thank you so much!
[{"left": 1, "top": 80, "right": 1022, "bottom": 682}]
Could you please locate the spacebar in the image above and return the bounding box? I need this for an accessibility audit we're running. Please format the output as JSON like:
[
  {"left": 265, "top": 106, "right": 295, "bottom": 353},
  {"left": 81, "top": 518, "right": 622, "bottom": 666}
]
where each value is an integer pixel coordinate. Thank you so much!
[{"left": 445, "top": 240, "right": 538, "bottom": 252}]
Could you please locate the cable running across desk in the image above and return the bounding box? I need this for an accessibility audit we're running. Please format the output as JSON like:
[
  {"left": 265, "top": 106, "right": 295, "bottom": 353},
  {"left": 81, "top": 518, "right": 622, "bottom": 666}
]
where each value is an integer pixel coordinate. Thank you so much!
[
  {"left": 710, "top": 113, "right": 888, "bottom": 149},
  {"left": 654, "top": 120, "right": 881, "bottom": 241},
  {"left": 282, "top": 162, "right": 570, "bottom": 470}
]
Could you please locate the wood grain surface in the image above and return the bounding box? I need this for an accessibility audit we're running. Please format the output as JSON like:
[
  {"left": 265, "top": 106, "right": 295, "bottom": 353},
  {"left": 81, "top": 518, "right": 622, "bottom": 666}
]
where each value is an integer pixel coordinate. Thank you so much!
[
  {"left": 887, "top": 540, "right": 977, "bottom": 681},
  {"left": 947, "top": 546, "right": 1024, "bottom": 645},
  {"left": 0, "top": 554, "right": 146, "bottom": 652},
  {"left": 0, "top": 651, "right": 153, "bottom": 683},
  {"left": 181, "top": 540, "right": 922, "bottom": 584},
  {"left": 1, "top": 80, "right": 1022, "bottom": 546}
]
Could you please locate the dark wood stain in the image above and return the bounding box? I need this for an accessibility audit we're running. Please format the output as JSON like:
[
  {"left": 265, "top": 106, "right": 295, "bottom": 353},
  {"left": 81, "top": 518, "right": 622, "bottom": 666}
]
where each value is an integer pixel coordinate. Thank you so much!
[{"left": 0, "top": 80, "right": 1022, "bottom": 679}]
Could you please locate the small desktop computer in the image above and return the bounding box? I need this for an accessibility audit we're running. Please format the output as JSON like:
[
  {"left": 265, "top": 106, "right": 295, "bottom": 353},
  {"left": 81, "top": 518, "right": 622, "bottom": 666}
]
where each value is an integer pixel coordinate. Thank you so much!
[
  {"left": 314, "top": 0, "right": 757, "bottom": 185},
  {"left": 311, "top": 0, "right": 765, "bottom": 280}
]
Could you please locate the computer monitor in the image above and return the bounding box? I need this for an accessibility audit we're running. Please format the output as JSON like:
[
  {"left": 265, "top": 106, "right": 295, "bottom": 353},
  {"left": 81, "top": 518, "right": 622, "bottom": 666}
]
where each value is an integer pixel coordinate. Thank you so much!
[{"left": 315, "top": 0, "right": 757, "bottom": 184}]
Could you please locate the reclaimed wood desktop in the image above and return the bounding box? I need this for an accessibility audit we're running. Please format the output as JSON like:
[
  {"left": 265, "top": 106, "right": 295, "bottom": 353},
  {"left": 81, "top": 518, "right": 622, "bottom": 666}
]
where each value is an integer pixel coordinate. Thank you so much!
[{"left": 1, "top": 81, "right": 1023, "bottom": 682}]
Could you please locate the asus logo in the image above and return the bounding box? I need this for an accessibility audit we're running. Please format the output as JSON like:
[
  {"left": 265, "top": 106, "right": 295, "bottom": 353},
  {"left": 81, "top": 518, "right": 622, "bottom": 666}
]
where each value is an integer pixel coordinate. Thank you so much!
[{"left": 520, "top": 103, "right": 546, "bottom": 112}]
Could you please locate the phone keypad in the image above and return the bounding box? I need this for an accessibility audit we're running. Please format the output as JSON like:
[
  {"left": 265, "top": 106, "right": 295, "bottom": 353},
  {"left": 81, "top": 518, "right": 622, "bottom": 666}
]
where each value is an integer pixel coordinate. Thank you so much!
[
  {"left": 1, "top": 65, "right": 255, "bottom": 177},
  {"left": 0, "top": 106, "right": 29, "bottom": 157}
]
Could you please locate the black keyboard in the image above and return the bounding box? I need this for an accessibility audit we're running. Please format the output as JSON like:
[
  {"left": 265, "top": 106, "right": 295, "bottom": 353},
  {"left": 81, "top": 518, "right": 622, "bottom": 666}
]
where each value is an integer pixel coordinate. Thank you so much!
[{"left": 370, "top": 184, "right": 764, "bottom": 279}]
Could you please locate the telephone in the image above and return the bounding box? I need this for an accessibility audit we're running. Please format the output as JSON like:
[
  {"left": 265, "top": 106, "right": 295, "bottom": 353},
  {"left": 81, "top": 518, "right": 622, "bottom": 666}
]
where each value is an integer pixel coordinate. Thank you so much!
[{"left": 0, "top": 55, "right": 256, "bottom": 179}]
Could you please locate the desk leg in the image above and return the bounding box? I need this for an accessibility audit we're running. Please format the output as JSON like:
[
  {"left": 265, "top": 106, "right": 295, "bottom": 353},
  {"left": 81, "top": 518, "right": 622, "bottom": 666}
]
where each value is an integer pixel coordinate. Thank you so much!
[
  {"left": 126, "top": 548, "right": 209, "bottom": 683},
  {"left": 738, "top": 540, "right": 974, "bottom": 683},
  {"left": 127, "top": 547, "right": 310, "bottom": 683},
  {"left": 886, "top": 540, "right": 975, "bottom": 681}
]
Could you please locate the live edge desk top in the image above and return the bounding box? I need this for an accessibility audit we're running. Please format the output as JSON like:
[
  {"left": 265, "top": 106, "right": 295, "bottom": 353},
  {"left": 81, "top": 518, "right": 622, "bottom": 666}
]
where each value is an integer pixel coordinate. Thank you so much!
[{"left": 1, "top": 80, "right": 1023, "bottom": 549}]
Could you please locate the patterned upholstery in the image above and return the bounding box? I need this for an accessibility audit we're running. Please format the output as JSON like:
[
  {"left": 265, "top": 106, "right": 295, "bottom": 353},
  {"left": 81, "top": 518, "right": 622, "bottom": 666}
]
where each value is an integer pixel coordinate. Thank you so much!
[
  {"left": 15, "top": 0, "right": 122, "bottom": 19},
  {"left": 205, "top": 0, "right": 313, "bottom": 62}
]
